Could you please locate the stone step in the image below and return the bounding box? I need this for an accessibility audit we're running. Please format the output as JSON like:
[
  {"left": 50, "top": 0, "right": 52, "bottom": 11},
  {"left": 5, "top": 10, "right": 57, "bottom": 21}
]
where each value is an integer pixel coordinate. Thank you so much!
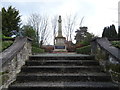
[
  {"left": 9, "top": 81, "right": 119, "bottom": 90},
  {"left": 25, "top": 60, "right": 99, "bottom": 66},
  {"left": 8, "top": 54, "right": 119, "bottom": 90},
  {"left": 1, "top": 88, "right": 7, "bottom": 90},
  {"left": 21, "top": 66, "right": 101, "bottom": 73},
  {"left": 29, "top": 55, "right": 95, "bottom": 60},
  {"left": 16, "top": 73, "right": 111, "bottom": 82}
]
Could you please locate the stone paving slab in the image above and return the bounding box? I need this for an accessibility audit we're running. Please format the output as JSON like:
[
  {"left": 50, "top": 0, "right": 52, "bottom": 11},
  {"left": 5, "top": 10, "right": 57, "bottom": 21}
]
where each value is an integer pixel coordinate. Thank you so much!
[
  {"left": 33, "top": 53, "right": 91, "bottom": 57},
  {"left": 23, "top": 66, "right": 100, "bottom": 68},
  {"left": 11, "top": 81, "right": 118, "bottom": 88},
  {"left": 18, "top": 73, "right": 109, "bottom": 76}
]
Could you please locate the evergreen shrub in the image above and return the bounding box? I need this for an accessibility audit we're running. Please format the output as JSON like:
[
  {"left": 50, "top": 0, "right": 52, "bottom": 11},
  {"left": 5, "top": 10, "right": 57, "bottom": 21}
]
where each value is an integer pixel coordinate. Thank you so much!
[
  {"left": 32, "top": 47, "right": 44, "bottom": 54},
  {"left": 111, "top": 41, "right": 120, "bottom": 49},
  {"left": 76, "top": 45, "right": 91, "bottom": 54}
]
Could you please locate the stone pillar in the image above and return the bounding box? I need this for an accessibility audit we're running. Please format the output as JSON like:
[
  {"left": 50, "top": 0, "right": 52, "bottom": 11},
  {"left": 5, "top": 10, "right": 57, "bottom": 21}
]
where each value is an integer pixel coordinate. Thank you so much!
[{"left": 58, "top": 15, "right": 63, "bottom": 37}]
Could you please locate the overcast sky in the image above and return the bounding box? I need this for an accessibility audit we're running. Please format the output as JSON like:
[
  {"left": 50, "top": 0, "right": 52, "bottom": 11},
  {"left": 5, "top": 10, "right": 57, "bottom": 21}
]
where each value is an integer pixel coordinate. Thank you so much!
[{"left": 1, "top": 0, "right": 119, "bottom": 44}]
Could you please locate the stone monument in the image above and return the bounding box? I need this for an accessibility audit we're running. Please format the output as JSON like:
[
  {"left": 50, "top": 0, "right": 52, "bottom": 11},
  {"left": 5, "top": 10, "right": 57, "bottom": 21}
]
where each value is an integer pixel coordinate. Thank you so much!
[{"left": 54, "top": 15, "right": 67, "bottom": 52}]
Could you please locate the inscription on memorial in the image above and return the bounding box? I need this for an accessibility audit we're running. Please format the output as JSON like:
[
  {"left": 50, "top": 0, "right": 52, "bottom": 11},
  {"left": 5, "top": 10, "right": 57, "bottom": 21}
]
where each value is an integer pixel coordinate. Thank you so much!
[{"left": 55, "top": 46, "right": 65, "bottom": 49}]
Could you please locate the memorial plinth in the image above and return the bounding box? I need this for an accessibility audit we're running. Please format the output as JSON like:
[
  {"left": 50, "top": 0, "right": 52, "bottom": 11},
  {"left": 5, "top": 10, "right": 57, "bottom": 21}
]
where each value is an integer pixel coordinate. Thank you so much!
[{"left": 54, "top": 15, "right": 67, "bottom": 52}]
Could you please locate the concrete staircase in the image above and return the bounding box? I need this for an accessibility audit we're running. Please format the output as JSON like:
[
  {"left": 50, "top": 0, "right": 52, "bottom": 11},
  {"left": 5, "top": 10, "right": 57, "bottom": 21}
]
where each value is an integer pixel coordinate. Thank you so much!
[{"left": 8, "top": 54, "right": 119, "bottom": 90}]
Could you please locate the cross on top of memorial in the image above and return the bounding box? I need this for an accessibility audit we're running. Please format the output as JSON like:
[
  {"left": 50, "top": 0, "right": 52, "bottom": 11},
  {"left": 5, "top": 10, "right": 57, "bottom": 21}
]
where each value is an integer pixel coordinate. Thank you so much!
[{"left": 58, "top": 15, "right": 62, "bottom": 23}]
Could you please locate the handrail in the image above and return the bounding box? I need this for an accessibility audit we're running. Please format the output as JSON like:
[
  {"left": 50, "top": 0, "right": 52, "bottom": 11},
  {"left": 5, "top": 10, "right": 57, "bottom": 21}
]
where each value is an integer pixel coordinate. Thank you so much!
[{"left": 0, "top": 37, "right": 31, "bottom": 67}]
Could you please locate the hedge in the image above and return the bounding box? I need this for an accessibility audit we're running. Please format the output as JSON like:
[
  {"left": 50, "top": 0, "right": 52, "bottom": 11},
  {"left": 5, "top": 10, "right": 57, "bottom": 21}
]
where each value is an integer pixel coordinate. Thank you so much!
[
  {"left": 2, "top": 35, "right": 13, "bottom": 39},
  {"left": 111, "top": 41, "right": 120, "bottom": 49},
  {"left": 32, "top": 47, "right": 45, "bottom": 54},
  {"left": 79, "top": 41, "right": 90, "bottom": 46},
  {"left": 0, "top": 41, "right": 13, "bottom": 52},
  {"left": 76, "top": 41, "right": 90, "bottom": 48},
  {"left": 76, "top": 45, "right": 91, "bottom": 54}
]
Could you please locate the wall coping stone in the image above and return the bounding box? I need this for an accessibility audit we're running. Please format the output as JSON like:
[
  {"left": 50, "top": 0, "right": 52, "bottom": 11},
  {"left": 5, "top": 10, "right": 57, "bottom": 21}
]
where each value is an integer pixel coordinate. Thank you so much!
[
  {"left": 0, "top": 37, "right": 31, "bottom": 67},
  {"left": 92, "top": 38, "right": 120, "bottom": 62}
]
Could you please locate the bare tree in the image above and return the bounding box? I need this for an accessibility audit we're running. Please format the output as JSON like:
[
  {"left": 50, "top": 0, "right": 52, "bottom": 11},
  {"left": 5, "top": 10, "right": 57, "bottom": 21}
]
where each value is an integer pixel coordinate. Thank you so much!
[
  {"left": 39, "top": 16, "right": 49, "bottom": 46},
  {"left": 28, "top": 13, "right": 41, "bottom": 45},
  {"left": 28, "top": 13, "right": 49, "bottom": 47},
  {"left": 64, "top": 14, "right": 77, "bottom": 41},
  {"left": 51, "top": 15, "right": 58, "bottom": 45}
]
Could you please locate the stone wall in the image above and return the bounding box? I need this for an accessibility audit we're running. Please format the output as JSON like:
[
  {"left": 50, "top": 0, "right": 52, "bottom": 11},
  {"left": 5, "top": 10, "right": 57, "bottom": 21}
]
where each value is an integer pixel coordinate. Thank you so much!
[
  {"left": 91, "top": 38, "right": 120, "bottom": 63},
  {"left": 91, "top": 37, "right": 120, "bottom": 84},
  {"left": 0, "top": 37, "right": 32, "bottom": 89}
]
